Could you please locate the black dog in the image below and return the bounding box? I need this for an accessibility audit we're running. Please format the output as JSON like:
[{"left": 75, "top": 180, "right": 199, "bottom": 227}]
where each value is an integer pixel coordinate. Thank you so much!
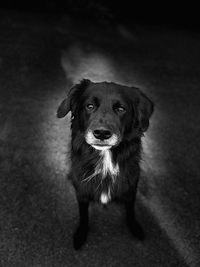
[{"left": 57, "top": 79, "right": 154, "bottom": 249}]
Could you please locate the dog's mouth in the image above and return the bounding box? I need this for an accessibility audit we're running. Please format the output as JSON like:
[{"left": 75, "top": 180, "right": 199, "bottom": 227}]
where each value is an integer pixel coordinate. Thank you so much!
[
  {"left": 85, "top": 130, "right": 120, "bottom": 151},
  {"left": 91, "top": 144, "right": 112, "bottom": 150}
]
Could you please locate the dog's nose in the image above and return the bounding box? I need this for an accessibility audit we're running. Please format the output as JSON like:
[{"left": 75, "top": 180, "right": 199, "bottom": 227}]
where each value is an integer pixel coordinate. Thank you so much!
[{"left": 93, "top": 129, "right": 112, "bottom": 140}]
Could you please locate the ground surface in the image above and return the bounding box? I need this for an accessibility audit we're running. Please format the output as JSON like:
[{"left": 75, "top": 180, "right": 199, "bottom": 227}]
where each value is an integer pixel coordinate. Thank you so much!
[{"left": 0, "top": 9, "right": 200, "bottom": 267}]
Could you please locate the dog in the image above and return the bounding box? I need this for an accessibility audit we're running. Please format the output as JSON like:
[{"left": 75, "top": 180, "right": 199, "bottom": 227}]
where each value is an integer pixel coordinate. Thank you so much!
[{"left": 57, "top": 79, "right": 154, "bottom": 249}]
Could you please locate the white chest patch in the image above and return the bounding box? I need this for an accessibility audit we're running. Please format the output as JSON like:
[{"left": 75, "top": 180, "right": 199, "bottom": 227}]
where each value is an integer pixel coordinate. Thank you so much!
[
  {"left": 97, "top": 150, "right": 119, "bottom": 204},
  {"left": 100, "top": 188, "right": 111, "bottom": 204},
  {"left": 82, "top": 148, "right": 119, "bottom": 204},
  {"left": 98, "top": 149, "right": 119, "bottom": 179}
]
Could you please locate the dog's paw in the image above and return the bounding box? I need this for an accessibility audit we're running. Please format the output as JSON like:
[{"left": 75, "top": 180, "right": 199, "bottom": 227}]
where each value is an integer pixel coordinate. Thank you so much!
[
  {"left": 73, "top": 226, "right": 88, "bottom": 250},
  {"left": 127, "top": 219, "right": 145, "bottom": 241}
]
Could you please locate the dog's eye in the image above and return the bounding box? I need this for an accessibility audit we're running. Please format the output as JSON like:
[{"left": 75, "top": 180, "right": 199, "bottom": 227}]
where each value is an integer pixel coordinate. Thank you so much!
[
  {"left": 115, "top": 105, "right": 126, "bottom": 113},
  {"left": 86, "top": 103, "right": 95, "bottom": 111}
]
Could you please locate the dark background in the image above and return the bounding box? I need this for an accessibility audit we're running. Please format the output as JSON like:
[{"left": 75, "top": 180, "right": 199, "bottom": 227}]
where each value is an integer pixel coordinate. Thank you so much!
[{"left": 1, "top": 0, "right": 200, "bottom": 30}]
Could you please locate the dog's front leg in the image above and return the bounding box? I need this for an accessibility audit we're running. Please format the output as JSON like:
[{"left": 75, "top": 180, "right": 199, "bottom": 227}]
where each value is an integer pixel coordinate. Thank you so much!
[
  {"left": 73, "top": 200, "right": 89, "bottom": 250},
  {"left": 124, "top": 188, "right": 144, "bottom": 241}
]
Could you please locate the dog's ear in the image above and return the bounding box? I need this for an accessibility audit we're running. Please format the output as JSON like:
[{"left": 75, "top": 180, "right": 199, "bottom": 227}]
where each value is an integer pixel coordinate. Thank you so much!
[
  {"left": 131, "top": 87, "right": 154, "bottom": 132},
  {"left": 57, "top": 97, "right": 71, "bottom": 118},
  {"left": 57, "top": 79, "right": 91, "bottom": 118}
]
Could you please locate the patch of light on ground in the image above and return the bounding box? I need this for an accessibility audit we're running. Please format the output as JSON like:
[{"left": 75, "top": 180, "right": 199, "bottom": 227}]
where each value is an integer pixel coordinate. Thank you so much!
[
  {"left": 40, "top": 93, "right": 71, "bottom": 176},
  {"left": 141, "top": 134, "right": 166, "bottom": 177},
  {"left": 61, "top": 45, "right": 123, "bottom": 84},
  {"left": 141, "top": 108, "right": 167, "bottom": 179}
]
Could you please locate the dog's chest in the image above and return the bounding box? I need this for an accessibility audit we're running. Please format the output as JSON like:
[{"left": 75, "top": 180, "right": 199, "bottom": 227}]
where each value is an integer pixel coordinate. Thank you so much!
[{"left": 95, "top": 150, "right": 119, "bottom": 204}]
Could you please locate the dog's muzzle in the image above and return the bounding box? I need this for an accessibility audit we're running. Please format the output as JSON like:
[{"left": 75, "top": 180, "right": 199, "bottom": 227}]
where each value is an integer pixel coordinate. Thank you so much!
[{"left": 85, "top": 128, "right": 120, "bottom": 150}]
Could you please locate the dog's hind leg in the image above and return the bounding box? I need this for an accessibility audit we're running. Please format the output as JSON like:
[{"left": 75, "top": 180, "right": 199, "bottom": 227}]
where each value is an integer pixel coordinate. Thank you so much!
[{"left": 73, "top": 200, "right": 89, "bottom": 250}]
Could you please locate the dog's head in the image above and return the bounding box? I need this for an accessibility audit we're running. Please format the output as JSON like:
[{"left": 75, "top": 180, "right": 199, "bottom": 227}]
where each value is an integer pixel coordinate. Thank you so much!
[{"left": 57, "top": 79, "right": 154, "bottom": 151}]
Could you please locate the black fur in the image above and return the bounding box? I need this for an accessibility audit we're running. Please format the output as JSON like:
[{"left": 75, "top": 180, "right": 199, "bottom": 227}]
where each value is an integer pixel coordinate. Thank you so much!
[{"left": 57, "top": 79, "right": 154, "bottom": 249}]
